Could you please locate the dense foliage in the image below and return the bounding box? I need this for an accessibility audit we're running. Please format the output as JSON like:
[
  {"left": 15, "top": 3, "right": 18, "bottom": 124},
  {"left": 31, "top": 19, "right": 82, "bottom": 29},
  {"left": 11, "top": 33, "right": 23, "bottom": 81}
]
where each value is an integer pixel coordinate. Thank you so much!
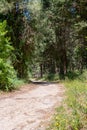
[
  {"left": 0, "top": 0, "right": 87, "bottom": 90},
  {"left": 33, "top": 0, "right": 87, "bottom": 78},
  {"left": 0, "top": 21, "right": 16, "bottom": 91}
]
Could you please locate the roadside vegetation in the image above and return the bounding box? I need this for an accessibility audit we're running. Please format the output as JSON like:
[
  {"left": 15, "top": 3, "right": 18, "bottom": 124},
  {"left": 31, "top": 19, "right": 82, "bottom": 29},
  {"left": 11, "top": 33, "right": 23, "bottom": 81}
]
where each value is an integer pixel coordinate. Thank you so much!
[{"left": 47, "top": 71, "right": 87, "bottom": 130}]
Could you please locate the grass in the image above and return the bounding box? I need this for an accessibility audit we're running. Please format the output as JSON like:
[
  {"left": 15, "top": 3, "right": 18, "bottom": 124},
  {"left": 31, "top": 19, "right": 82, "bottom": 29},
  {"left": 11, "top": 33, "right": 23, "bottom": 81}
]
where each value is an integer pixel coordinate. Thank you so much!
[
  {"left": 47, "top": 71, "right": 87, "bottom": 130},
  {"left": 0, "top": 78, "right": 25, "bottom": 92},
  {"left": 13, "top": 78, "right": 26, "bottom": 90}
]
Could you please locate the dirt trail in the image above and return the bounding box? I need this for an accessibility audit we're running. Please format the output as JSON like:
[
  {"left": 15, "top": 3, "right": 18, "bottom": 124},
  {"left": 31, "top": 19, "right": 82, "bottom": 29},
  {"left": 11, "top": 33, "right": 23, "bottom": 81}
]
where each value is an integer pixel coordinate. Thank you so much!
[{"left": 0, "top": 82, "right": 64, "bottom": 130}]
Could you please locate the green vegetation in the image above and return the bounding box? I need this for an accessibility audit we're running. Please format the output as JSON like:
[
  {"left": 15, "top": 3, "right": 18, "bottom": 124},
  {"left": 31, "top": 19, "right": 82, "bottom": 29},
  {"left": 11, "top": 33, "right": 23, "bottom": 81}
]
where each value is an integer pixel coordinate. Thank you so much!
[
  {"left": 0, "top": 20, "right": 25, "bottom": 91},
  {"left": 47, "top": 72, "right": 87, "bottom": 130},
  {"left": 0, "top": 21, "right": 17, "bottom": 91},
  {"left": 0, "top": 0, "right": 87, "bottom": 91},
  {"left": 0, "top": 1, "right": 87, "bottom": 129}
]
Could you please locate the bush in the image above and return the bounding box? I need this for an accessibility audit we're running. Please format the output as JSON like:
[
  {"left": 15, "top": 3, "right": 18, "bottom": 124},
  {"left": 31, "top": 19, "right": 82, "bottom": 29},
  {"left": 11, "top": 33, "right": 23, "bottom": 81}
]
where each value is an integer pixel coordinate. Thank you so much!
[
  {"left": 65, "top": 71, "right": 80, "bottom": 80},
  {"left": 0, "top": 21, "right": 17, "bottom": 91}
]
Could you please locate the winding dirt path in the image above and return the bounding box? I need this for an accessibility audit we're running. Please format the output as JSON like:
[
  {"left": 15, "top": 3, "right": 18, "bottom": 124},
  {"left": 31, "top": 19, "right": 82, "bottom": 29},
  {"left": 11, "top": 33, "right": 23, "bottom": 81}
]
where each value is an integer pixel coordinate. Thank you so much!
[{"left": 0, "top": 82, "right": 64, "bottom": 130}]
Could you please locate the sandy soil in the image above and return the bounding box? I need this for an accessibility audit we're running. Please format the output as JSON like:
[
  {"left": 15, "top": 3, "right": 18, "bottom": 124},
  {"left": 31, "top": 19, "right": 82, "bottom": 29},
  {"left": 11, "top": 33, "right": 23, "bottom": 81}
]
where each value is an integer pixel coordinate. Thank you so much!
[{"left": 0, "top": 82, "right": 64, "bottom": 130}]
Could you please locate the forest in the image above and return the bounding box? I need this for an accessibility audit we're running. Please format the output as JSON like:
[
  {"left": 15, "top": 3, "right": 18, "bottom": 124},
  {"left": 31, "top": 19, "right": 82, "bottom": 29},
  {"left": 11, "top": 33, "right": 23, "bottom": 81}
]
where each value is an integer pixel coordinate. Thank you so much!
[
  {"left": 0, "top": 0, "right": 87, "bottom": 129},
  {"left": 0, "top": 0, "right": 87, "bottom": 90}
]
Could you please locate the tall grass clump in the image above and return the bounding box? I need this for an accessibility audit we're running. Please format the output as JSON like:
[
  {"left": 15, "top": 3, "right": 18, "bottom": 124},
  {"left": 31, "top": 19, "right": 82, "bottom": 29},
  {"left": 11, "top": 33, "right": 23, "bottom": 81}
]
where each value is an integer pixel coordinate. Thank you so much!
[{"left": 48, "top": 71, "right": 87, "bottom": 130}]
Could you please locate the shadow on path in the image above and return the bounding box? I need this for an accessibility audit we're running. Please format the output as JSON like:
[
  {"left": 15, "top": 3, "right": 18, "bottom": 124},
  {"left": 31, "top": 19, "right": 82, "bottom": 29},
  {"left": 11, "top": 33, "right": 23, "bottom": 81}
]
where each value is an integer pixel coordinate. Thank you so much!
[{"left": 30, "top": 80, "right": 59, "bottom": 85}]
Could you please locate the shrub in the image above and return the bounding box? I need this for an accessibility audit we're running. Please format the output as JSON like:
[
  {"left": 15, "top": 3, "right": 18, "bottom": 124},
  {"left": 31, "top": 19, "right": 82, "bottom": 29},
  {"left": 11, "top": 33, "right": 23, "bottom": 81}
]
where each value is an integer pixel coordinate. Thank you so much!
[{"left": 0, "top": 21, "right": 17, "bottom": 91}]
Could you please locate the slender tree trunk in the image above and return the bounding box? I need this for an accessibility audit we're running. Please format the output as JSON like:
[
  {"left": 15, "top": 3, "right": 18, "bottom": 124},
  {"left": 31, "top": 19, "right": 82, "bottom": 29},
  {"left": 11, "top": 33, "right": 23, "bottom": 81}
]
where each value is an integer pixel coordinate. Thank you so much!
[{"left": 40, "top": 64, "right": 43, "bottom": 78}]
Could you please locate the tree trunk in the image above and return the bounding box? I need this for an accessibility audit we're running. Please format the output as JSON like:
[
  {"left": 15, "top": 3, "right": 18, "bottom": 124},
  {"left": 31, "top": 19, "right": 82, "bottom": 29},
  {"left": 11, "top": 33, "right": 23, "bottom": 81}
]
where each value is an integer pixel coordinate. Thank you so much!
[{"left": 40, "top": 64, "right": 43, "bottom": 78}]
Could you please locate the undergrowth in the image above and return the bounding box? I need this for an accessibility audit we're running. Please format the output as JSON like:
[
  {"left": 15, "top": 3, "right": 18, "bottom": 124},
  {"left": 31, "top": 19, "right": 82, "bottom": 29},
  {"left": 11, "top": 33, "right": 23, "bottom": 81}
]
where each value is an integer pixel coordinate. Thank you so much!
[{"left": 47, "top": 71, "right": 87, "bottom": 130}]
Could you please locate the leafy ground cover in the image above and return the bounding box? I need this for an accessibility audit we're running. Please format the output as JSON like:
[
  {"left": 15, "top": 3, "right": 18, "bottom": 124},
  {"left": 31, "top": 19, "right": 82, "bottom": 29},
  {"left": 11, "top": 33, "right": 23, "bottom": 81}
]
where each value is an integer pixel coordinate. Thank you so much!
[{"left": 47, "top": 71, "right": 87, "bottom": 130}]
